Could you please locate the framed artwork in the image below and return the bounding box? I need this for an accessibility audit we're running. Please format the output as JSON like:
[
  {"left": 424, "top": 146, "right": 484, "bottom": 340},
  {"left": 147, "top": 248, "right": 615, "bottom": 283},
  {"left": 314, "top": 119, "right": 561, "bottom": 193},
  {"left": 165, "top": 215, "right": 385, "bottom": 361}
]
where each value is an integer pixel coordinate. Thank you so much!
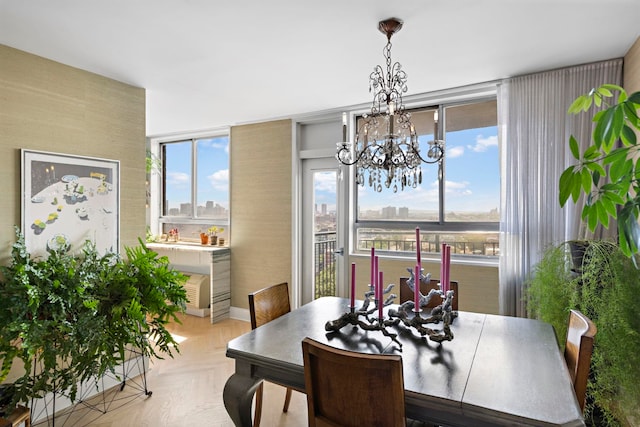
[{"left": 21, "top": 149, "right": 120, "bottom": 257}]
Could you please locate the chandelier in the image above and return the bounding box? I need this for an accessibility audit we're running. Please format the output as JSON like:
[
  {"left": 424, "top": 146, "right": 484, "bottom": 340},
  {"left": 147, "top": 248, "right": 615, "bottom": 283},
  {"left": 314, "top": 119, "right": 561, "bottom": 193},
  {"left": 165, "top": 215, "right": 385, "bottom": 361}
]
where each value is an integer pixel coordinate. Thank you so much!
[{"left": 336, "top": 18, "right": 444, "bottom": 193}]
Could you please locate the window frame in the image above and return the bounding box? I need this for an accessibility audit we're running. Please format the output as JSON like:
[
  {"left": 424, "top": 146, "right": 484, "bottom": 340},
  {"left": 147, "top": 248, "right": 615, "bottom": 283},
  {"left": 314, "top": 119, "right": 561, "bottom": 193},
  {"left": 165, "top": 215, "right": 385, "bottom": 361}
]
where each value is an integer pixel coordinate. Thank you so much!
[
  {"left": 148, "top": 128, "right": 230, "bottom": 240},
  {"left": 352, "top": 95, "right": 499, "bottom": 259}
]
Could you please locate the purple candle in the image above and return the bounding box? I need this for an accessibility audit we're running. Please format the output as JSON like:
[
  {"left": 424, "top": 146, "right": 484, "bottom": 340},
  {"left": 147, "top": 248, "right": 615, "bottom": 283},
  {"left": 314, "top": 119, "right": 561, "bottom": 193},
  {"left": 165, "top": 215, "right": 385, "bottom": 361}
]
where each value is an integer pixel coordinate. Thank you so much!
[
  {"left": 416, "top": 227, "right": 421, "bottom": 271},
  {"left": 378, "top": 270, "right": 384, "bottom": 319},
  {"left": 414, "top": 264, "right": 420, "bottom": 312},
  {"left": 370, "top": 247, "right": 375, "bottom": 292},
  {"left": 350, "top": 262, "right": 356, "bottom": 308},
  {"left": 445, "top": 245, "right": 451, "bottom": 291},
  {"left": 441, "top": 242, "right": 446, "bottom": 293}
]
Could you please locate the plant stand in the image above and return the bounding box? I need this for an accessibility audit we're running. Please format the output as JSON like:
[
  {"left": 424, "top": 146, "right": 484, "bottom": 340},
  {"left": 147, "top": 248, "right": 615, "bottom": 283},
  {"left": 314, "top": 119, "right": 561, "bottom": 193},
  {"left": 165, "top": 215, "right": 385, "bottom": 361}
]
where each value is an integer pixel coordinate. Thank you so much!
[{"left": 30, "top": 348, "right": 152, "bottom": 427}]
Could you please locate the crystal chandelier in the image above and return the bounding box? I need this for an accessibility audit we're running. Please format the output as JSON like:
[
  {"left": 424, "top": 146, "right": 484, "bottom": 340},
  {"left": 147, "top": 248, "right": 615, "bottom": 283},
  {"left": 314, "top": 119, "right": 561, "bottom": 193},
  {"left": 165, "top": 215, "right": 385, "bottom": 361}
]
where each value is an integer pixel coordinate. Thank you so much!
[{"left": 336, "top": 18, "right": 444, "bottom": 193}]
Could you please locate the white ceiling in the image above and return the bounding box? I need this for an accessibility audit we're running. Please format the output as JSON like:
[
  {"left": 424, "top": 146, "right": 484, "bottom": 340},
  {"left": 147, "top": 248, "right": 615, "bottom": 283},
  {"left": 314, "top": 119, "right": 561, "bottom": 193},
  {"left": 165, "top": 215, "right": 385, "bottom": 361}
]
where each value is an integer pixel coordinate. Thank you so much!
[{"left": 1, "top": 0, "right": 639, "bottom": 136}]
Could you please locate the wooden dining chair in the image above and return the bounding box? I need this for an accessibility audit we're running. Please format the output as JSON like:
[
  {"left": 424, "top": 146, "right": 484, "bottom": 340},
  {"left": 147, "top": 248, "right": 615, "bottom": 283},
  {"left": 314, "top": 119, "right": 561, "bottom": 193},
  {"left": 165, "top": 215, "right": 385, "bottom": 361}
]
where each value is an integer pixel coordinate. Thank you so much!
[
  {"left": 248, "top": 282, "right": 293, "bottom": 427},
  {"left": 0, "top": 405, "right": 31, "bottom": 427},
  {"left": 564, "top": 309, "right": 597, "bottom": 412},
  {"left": 399, "top": 277, "right": 459, "bottom": 311},
  {"left": 302, "top": 337, "right": 406, "bottom": 427}
]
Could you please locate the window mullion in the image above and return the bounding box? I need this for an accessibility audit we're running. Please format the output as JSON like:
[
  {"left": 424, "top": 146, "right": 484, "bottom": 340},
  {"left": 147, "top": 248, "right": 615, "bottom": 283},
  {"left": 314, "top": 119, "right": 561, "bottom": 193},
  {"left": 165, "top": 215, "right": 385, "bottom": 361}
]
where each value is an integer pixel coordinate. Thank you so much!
[{"left": 191, "top": 139, "right": 197, "bottom": 217}]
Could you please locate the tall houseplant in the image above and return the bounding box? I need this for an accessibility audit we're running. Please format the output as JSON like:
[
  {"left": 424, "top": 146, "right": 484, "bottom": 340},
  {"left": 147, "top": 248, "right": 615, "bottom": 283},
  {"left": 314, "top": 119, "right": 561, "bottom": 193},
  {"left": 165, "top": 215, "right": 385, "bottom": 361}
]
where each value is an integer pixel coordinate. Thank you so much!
[
  {"left": 559, "top": 84, "right": 640, "bottom": 256},
  {"left": 0, "top": 229, "right": 187, "bottom": 410},
  {"left": 526, "top": 240, "right": 640, "bottom": 426}
]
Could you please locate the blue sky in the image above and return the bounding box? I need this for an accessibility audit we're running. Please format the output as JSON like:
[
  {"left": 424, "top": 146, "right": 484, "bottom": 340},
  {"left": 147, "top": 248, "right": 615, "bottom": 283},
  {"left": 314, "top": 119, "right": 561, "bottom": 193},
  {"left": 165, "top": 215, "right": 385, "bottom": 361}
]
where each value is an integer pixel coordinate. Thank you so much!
[{"left": 164, "top": 137, "right": 229, "bottom": 210}]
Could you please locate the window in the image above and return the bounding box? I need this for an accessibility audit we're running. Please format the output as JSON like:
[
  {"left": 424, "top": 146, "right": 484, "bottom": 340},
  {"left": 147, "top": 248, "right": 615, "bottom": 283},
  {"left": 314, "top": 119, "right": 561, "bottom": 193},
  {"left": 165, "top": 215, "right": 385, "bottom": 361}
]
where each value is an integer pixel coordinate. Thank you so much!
[
  {"left": 158, "top": 134, "right": 229, "bottom": 241},
  {"left": 355, "top": 98, "right": 499, "bottom": 258}
]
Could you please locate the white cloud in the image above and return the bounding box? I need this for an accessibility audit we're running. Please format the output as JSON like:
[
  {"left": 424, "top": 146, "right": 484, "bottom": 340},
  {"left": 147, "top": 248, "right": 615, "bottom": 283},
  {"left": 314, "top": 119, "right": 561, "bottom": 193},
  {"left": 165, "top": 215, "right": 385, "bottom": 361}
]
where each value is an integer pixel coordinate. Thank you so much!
[
  {"left": 167, "top": 172, "right": 189, "bottom": 186},
  {"left": 208, "top": 169, "right": 229, "bottom": 191},
  {"left": 467, "top": 135, "right": 498, "bottom": 152},
  {"left": 445, "top": 179, "right": 473, "bottom": 197},
  {"left": 448, "top": 146, "right": 465, "bottom": 158},
  {"left": 314, "top": 172, "right": 336, "bottom": 193}
]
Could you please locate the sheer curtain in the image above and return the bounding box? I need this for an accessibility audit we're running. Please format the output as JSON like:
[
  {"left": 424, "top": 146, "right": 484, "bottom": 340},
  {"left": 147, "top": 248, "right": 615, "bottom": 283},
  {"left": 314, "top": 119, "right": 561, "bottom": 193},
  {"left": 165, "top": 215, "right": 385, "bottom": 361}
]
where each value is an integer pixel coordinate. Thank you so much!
[{"left": 498, "top": 59, "right": 622, "bottom": 317}]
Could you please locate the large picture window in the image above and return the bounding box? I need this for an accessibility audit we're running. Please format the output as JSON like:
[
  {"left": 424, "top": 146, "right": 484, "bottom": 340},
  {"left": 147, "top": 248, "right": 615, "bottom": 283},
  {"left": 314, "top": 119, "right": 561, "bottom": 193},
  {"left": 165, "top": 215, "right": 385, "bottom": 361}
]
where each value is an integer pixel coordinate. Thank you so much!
[
  {"left": 355, "top": 98, "right": 499, "bottom": 258},
  {"left": 159, "top": 134, "right": 229, "bottom": 240}
]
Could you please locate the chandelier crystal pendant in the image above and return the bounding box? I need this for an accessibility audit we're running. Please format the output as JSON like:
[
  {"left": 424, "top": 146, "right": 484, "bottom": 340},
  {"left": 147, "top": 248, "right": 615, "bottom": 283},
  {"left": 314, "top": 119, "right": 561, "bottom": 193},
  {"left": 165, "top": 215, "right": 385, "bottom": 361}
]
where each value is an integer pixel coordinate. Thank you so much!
[{"left": 336, "top": 18, "right": 444, "bottom": 193}]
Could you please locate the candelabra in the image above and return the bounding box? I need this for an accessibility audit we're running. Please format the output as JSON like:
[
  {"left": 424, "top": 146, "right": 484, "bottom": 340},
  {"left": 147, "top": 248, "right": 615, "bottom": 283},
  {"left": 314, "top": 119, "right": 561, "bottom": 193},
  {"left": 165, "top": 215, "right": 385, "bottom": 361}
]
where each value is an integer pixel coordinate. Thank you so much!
[{"left": 325, "top": 268, "right": 457, "bottom": 351}]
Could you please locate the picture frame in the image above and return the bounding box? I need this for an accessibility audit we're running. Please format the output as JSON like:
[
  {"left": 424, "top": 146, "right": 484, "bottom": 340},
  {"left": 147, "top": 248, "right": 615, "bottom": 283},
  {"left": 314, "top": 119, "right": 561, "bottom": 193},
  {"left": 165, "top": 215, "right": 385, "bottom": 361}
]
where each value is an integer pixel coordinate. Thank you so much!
[{"left": 21, "top": 149, "right": 120, "bottom": 257}]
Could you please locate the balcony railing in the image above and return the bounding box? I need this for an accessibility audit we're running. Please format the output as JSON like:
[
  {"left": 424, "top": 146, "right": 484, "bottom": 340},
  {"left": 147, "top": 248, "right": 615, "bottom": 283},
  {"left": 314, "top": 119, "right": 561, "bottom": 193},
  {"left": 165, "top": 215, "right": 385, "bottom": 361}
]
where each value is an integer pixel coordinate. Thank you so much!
[
  {"left": 314, "top": 232, "right": 336, "bottom": 299},
  {"left": 358, "top": 239, "right": 499, "bottom": 256},
  {"left": 313, "top": 232, "right": 499, "bottom": 300}
]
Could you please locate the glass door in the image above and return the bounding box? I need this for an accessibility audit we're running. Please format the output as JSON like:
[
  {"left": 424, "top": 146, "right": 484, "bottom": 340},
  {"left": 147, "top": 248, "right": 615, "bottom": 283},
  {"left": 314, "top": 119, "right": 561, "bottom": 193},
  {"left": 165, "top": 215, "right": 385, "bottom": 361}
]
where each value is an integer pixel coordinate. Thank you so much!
[{"left": 301, "top": 158, "right": 345, "bottom": 304}]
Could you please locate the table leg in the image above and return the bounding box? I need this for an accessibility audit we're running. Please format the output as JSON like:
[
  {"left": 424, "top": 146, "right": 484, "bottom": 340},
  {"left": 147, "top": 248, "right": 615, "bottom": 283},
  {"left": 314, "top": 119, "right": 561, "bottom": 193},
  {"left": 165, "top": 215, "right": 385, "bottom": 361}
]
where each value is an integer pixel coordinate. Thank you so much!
[{"left": 223, "top": 364, "right": 262, "bottom": 427}]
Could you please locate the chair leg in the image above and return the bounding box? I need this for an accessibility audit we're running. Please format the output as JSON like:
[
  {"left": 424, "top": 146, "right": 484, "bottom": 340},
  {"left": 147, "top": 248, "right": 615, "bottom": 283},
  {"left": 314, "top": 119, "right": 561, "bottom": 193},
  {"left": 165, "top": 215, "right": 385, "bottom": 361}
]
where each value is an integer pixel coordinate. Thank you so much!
[
  {"left": 282, "top": 387, "right": 293, "bottom": 413},
  {"left": 253, "top": 382, "right": 264, "bottom": 427}
]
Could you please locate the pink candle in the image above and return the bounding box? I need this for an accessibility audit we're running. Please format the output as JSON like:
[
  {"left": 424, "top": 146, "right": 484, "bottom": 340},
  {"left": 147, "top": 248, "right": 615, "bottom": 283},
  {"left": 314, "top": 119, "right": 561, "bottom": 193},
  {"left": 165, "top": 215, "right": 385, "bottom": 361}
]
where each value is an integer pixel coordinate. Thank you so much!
[
  {"left": 416, "top": 227, "right": 421, "bottom": 271},
  {"left": 375, "top": 256, "right": 379, "bottom": 303},
  {"left": 370, "top": 247, "right": 375, "bottom": 292},
  {"left": 378, "top": 270, "right": 384, "bottom": 319},
  {"left": 441, "top": 242, "right": 446, "bottom": 293},
  {"left": 444, "top": 245, "right": 451, "bottom": 294},
  {"left": 350, "top": 262, "right": 356, "bottom": 308},
  {"left": 414, "top": 264, "right": 420, "bottom": 312}
]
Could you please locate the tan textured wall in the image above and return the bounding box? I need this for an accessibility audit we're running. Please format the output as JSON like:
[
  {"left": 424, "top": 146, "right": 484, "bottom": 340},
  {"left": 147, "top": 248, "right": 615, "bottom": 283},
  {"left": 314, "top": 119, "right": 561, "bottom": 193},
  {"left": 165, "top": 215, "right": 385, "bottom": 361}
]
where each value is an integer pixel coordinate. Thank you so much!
[
  {"left": 352, "top": 257, "right": 500, "bottom": 314},
  {"left": 0, "top": 45, "right": 146, "bottom": 260},
  {"left": 230, "top": 120, "right": 292, "bottom": 309},
  {"left": 624, "top": 36, "right": 640, "bottom": 94}
]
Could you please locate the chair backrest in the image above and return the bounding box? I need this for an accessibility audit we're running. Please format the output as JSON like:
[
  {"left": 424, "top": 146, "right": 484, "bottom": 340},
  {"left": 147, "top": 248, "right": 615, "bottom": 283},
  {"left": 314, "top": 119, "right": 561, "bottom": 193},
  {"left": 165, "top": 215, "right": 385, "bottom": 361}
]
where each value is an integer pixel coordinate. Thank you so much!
[
  {"left": 248, "top": 282, "right": 291, "bottom": 329},
  {"left": 302, "top": 337, "right": 406, "bottom": 427},
  {"left": 564, "top": 309, "right": 597, "bottom": 412},
  {"left": 399, "top": 278, "right": 459, "bottom": 311}
]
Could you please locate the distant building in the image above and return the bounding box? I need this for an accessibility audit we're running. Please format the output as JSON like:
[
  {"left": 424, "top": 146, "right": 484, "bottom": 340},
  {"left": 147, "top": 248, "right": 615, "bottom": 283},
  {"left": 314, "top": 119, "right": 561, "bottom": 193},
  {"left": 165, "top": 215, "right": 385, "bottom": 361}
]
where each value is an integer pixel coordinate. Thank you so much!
[
  {"left": 381, "top": 206, "right": 397, "bottom": 219},
  {"left": 180, "top": 203, "right": 192, "bottom": 215},
  {"left": 398, "top": 207, "right": 409, "bottom": 219}
]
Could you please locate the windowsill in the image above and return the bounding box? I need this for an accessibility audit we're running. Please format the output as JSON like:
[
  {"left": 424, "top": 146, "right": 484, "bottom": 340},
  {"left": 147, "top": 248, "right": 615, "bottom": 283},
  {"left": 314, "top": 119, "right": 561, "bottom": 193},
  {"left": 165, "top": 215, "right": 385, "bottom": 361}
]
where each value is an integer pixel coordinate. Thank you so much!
[{"left": 146, "top": 241, "right": 230, "bottom": 252}]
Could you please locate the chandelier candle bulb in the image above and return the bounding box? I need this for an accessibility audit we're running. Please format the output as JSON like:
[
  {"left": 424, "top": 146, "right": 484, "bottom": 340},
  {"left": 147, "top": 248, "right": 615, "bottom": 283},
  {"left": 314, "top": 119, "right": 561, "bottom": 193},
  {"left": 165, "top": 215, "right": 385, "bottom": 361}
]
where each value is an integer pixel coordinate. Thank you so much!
[{"left": 342, "top": 112, "right": 347, "bottom": 142}]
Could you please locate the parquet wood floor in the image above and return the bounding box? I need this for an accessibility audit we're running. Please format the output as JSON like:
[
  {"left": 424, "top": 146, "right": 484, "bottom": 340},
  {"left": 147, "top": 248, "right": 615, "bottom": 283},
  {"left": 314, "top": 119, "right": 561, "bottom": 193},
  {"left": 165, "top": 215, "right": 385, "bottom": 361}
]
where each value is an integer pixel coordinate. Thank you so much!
[{"left": 33, "top": 313, "right": 308, "bottom": 427}]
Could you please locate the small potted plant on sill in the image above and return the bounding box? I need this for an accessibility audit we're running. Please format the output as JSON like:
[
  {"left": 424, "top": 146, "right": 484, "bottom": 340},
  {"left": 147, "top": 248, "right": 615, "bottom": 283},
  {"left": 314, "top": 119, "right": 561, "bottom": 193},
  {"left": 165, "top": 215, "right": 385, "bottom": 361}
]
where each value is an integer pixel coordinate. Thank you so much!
[
  {"left": 207, "top": 226, "right": 224, "bottom": 246},
  {"left": 199, "top": 232, "right": 209, "bottom": 245}
]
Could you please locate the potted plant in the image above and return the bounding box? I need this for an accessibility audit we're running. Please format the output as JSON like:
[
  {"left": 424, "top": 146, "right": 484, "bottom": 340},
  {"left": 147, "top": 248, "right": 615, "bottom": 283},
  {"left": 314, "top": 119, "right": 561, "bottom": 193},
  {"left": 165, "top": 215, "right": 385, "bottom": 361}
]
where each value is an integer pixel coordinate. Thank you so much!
[
  {"left": 199, "top": 232, "right": 209, "bottom": 245},
  {"left": 207, "top": 226, "right": 224, "bottom": 245},
  {"left": 559, "top": 84, "right": 640, "bottom": 256},
  {"left": 0, "top": 228, "right": 188, "bottom": 414},
  {"left": 526, "top": 240, "right": 640, "bottom": 425}
]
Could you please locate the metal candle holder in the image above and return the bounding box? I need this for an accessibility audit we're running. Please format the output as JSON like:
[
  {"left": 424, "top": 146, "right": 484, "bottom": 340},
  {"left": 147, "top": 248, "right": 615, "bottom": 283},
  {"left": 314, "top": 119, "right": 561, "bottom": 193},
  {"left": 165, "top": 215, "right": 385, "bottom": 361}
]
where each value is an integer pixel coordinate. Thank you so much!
[{"left": 325, "top": 268, "right": 457, "bottom": 350}]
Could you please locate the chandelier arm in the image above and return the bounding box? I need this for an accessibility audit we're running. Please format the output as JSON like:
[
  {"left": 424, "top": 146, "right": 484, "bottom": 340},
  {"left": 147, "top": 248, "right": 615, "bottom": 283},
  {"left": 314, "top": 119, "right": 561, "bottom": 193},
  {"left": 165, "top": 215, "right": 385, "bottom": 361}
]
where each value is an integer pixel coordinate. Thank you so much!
[
  {"left": 337, "top": 143, "right": 376, "bottom": 167},
  {"left": 410, "top": 142, "right": 445, "bottom": 165}
]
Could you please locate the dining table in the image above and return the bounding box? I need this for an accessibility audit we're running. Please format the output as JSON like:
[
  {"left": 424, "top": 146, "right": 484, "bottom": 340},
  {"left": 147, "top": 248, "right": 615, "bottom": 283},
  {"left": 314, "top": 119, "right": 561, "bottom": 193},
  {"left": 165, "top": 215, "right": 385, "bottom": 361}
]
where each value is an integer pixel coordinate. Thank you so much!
[{"left": 224, "top": 296, "right": 585, "bottom": 427}]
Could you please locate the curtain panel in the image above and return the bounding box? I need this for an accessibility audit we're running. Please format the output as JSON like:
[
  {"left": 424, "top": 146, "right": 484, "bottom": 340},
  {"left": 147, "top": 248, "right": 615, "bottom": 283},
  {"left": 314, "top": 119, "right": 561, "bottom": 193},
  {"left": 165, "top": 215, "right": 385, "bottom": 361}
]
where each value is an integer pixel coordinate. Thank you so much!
[{"left": 498, "top": 59, "right": 623, "bottom": 317}]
